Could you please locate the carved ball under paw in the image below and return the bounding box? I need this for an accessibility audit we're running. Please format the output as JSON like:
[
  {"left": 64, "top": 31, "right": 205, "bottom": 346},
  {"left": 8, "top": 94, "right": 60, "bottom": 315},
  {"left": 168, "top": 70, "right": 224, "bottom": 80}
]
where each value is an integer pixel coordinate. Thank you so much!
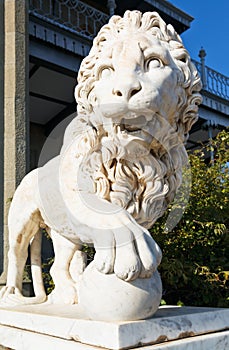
[{"left": 78, "top": 261, "right": 162, "bottom": 321}]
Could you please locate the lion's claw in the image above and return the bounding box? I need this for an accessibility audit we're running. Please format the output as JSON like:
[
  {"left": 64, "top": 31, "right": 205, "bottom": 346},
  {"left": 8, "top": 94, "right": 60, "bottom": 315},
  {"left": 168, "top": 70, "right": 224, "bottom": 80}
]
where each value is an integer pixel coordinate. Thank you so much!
[
  {"left": 114, "top": 252, "right": 141, "bottom": 281},
  {"left": 114, "top": 266, "right": 140, "bottom": 282},
  {"left": 94, "top": 247, "right": 115, "bottom": 274}
]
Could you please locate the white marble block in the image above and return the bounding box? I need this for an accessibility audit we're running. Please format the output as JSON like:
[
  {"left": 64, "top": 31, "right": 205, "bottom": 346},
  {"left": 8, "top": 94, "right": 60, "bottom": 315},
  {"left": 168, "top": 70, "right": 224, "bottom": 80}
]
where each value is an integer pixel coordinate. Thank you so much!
[{"left": 0, "top": 305, "right": 228, "bottom": 349}]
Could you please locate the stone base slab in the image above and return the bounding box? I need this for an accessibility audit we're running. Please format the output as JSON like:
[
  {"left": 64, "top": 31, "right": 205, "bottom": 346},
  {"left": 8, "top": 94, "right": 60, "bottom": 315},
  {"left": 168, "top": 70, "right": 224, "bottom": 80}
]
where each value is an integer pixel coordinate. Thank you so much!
[
  {"left": 0, "top": 305, "right": 228, "bottom": 349},
  {"left": 0, "top": 325, "right": 229, "bottom": 350}
]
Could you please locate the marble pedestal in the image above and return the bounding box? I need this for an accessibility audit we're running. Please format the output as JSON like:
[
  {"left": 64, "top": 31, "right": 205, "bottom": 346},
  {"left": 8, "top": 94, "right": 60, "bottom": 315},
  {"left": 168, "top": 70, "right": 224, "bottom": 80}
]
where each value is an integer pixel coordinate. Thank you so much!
[{"left": 0, "top": 305, "right": 228, "bottom": 350}]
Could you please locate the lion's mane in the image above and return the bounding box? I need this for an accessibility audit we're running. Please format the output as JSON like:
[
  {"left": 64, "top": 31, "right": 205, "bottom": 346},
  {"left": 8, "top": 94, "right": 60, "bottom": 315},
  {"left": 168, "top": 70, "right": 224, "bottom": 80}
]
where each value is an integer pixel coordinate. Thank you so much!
[{"left": 72, "top": 10, "right": 202, "bottom": 229}]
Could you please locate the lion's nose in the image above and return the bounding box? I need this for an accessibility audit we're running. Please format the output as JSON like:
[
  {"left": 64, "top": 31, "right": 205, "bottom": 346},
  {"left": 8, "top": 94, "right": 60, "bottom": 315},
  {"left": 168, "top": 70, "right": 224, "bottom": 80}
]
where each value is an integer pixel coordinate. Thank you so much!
[{"left": 112, "top": 79, "right": 142, "bottom": 100}]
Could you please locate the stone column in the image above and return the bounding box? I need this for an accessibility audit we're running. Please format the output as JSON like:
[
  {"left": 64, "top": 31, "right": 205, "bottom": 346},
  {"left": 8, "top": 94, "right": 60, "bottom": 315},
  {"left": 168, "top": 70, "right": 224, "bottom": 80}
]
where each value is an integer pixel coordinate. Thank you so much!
[
  {"left": 0, "top": 0, "right": 4, "bottom": 278},
  {"left": 0, "top": 0, "right": 29, "bottom": 286}
]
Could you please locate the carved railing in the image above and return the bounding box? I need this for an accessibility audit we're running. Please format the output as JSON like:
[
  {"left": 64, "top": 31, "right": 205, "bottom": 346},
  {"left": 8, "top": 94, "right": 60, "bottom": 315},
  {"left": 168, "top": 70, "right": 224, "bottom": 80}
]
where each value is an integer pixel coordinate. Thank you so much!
[
  {"left": 29, "top": 0, "right": 109, "bottom": 39},
  {"left": 193, "top": 59, "right": 229, "bottom": 100},
  {"left": 29, "top": 1, "right": 229, "bottom": 102}
]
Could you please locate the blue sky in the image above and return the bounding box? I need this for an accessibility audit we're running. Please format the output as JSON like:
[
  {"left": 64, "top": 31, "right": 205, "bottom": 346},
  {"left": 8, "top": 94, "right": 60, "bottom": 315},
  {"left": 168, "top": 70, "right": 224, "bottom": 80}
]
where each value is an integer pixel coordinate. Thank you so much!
[{"left": 168, "top": 0, "right": 229, "bottom": 77}]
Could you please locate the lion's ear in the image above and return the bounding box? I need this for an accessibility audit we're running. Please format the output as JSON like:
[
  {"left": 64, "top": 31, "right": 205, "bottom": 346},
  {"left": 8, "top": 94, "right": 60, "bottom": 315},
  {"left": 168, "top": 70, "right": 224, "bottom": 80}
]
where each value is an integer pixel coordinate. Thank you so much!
[
  {"left": 188, "top": 61, "right": 203, "bottom": 94},
  {"left": 181, "top": 92, "right": 202, "bottom": 136},
  {"left": 177, "top": 58, "right": 202, "bottom": 136},
  {"left": 167, "top": 24, "right": 182, "bottom": 44}
]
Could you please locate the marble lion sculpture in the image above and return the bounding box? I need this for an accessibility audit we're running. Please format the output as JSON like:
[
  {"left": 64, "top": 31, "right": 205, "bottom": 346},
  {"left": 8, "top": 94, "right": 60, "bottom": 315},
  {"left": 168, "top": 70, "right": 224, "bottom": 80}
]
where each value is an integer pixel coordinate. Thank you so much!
[{"left": 0, "top": 10, "right": 202, "bottom": 306}]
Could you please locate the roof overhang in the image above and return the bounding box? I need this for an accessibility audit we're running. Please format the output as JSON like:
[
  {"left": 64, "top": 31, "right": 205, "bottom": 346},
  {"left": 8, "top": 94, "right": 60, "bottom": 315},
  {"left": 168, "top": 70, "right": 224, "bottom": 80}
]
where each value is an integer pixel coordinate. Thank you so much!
[{"left": 115, "top": 0, "right": 193, "bottom": 33}]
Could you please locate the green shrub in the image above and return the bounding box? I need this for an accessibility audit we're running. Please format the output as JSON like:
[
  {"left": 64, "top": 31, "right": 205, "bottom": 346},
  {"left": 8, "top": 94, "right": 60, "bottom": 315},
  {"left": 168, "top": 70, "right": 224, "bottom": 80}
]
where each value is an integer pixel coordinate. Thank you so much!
[{"left": 151, "top": 129, "right": 229, "bottom": 307}]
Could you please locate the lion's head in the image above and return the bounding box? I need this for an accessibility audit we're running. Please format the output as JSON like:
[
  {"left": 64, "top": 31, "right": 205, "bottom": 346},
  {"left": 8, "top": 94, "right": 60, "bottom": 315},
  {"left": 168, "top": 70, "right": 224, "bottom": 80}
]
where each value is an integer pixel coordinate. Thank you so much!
[{"left": 72, "top": 10, "right": 202, "bottom": 229}]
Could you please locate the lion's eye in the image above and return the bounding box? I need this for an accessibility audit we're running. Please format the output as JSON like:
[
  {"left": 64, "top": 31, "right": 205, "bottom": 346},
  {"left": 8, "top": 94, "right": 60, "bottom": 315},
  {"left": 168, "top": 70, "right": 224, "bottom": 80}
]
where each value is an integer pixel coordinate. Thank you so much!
[
  {"left": 99, "top": 67, "right": 114, "bottom": 79},
  {"left": 147, "top": 58, "right": 162, "bottom": 70}
]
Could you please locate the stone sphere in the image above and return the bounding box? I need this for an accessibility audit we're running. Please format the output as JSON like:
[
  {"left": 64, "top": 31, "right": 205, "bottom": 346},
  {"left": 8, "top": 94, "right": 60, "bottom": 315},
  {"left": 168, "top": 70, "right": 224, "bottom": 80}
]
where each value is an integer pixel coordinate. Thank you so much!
[{"left": 78, "top": 262, "right": 162, "bottom": 321}]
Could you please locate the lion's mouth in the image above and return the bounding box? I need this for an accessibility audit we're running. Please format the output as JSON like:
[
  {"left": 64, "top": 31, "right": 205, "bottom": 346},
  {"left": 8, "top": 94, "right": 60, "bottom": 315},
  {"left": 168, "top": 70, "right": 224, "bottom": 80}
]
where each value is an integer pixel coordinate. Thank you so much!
[
  {"left": 120, "top": 124, "right": 141, "bottom": 132},
  {"left": 120, "top": 115, "right": 147, "bottom": 133}
]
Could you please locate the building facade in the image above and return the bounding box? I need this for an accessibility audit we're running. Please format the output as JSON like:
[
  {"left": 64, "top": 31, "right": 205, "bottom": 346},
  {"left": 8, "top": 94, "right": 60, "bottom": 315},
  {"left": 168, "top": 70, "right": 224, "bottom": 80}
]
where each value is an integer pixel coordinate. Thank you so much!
[{"left": 0, "top": 0, "right": 228, "bottom": 288}]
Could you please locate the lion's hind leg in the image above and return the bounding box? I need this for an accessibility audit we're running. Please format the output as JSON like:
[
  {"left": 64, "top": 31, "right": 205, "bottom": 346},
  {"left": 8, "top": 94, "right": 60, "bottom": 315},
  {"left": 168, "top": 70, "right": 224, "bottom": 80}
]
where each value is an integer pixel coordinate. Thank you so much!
[
  {"left": 48, "top": 230, "right": 86, "bottom": 304},
  {"left": 0, "top": 210, "right": 47, "bottom": 306}
]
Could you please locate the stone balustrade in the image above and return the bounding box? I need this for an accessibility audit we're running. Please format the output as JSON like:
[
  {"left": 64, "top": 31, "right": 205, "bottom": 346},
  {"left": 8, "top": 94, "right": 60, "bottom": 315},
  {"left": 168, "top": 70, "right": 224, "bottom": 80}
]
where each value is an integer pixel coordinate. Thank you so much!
[
  {"left": 193, "top": 59, "right": 229, "bottom": 101},
  {"left": 29, "top": 0, "right": 109, "bottom": 40}
]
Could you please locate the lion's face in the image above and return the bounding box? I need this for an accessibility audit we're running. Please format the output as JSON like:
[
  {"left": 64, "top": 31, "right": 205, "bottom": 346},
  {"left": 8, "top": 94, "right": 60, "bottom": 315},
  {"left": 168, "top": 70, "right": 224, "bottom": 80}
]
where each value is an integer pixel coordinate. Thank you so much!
[
  {"left": 92, "top": 33, "right": 180, "bottom": 143},
  {"left": 73, "top": 10, "right": 202, "bottom": 229}
]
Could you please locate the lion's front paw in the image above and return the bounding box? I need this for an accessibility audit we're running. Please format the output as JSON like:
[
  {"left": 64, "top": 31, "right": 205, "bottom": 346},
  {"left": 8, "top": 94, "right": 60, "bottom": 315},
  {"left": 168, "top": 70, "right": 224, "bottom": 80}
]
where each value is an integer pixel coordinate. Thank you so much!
[
  {"left": 94, "top": 241, "right": 141, "bottom": 281},
  {"left": 114, "top": 251, "right": 141, "bottom": 281},
  {"left": 113, "top": 229, "right": 141, "bottom": 281},
  {"left": 135, "top": 228, "right": 162, "bottom": 278},
  {"left": 93, "top": 218, "right": 161, "bottom": 282},
  {"left": 94, "top": 249, "right": 114, "bottom": 274}
]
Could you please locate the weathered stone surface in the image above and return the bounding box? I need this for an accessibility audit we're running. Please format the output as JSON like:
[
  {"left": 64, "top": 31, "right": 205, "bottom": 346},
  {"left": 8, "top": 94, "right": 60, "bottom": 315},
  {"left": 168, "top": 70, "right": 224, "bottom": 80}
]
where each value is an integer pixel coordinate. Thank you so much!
[
  {"left": 0, "top": 306, "right": 228, "bottom": 349},
  {"left": 0, "top": 327, "right": 228, "bottom": 350}
]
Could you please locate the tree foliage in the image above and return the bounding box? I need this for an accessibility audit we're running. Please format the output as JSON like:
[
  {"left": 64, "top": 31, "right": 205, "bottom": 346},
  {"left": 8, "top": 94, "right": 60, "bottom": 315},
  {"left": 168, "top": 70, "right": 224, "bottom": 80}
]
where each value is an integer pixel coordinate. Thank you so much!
[{"left": 151, "top": 129, "right": 229, "bottom": 307}]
